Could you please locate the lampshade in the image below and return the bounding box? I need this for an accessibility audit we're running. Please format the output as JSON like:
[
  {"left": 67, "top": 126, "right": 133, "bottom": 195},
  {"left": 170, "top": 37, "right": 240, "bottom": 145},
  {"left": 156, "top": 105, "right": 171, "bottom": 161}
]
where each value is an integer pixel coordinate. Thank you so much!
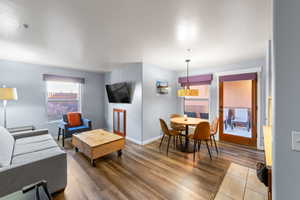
[
  {"left": 0, "top": 88, "right": 18, "bottom": 100},
  {"left": 177, "top": 88, "right": 199, "bottom": 97}
]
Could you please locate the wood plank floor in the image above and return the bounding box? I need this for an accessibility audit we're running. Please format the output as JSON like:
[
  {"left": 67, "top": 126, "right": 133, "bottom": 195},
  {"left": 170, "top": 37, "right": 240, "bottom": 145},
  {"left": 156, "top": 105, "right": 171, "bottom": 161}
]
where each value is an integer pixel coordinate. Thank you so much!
[{"left": 53, "top": 139, "right": 264, "bottom": 200}]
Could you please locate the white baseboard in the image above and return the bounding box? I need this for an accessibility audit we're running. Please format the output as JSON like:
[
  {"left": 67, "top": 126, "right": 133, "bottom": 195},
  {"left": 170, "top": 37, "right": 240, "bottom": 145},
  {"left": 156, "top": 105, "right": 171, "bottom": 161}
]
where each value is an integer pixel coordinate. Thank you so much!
[
  {"left": 126, "top": 135, "right": 163, "bottom": 145},
  {"left": 142, "top": 135, "right": 163, "bottom": 145},
  {"left": 126, "top": 136, "right": 143, "bottom": 145}
]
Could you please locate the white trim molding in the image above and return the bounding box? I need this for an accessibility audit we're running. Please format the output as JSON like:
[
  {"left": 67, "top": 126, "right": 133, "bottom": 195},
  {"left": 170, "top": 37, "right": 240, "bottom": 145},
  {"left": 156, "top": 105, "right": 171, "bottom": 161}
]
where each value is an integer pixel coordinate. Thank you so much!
[
  {"left": 215, "top": 67, "right": 262, "bottom": 76},
  {"left": 142, "top": 135, "right": 163, "bottom": 145},
  {"left": 126, "top": 135, "right": 163, "bottom": 145},
  {"left": 126, "top": 137, "right": 143, "bottom": 145}
]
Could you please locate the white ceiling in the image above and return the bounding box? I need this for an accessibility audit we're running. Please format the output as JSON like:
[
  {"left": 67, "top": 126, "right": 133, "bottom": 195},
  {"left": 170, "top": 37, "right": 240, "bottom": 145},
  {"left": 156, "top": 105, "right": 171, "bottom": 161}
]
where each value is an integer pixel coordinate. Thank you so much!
[{"left": 0, "top": 0, "right": 271, "bottom": 72}]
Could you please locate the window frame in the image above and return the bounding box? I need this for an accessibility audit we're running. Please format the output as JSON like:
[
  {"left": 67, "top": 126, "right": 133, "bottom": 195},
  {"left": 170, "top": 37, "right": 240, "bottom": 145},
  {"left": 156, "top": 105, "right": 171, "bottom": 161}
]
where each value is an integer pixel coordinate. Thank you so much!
[
  {"left": 45, "top": 81, "right": 82, "bottom": 122},
  {"left": 183, "top": 84, "right": 210, "bottom": 120}
]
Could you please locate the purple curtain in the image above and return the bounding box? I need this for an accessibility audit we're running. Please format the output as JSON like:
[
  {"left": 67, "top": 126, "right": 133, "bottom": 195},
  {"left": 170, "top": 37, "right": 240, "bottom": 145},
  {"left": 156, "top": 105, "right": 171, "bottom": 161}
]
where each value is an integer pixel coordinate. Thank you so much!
[
  {"left": 43, "top": 74, "right": 85, "bottom": 84},
  {"left": 178, "top": 74, "right": 213, "bottom": 86},
  {"left": 219, "top": 73, "right": 257, "bottom": 82}
]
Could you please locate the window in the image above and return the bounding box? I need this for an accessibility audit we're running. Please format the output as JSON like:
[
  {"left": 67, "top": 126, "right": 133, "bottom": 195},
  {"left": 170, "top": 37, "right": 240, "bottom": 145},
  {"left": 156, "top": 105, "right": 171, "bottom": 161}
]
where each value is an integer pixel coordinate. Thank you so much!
[
  {"left": 184, "top": 85, "right": 210, "bottom": 119},
  {"left": 46, "top": 81, "right": 81, "bottom": 121}
]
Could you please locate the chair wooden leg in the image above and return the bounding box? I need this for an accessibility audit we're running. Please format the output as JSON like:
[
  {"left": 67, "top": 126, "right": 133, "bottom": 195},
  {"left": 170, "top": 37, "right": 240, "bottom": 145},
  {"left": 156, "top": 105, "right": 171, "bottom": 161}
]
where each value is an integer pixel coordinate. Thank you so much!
[
  {"left": 57, "top": 128, "right": 61, "bottom": 141},
  {"left": 210, "top": 136, "right": 213, "bottom": 146},
  {"left": 173, "top": 136, "right": 176, "bottom": 149},
  {"left": 205, "top": 140, "right": 212, "bottom": 160},
  {"left": 179, "top": 136, "right": 183, "bottom": 149},
  {"left": 199, "top": 140, "right": 202, "bottom": 151},
  {"left": 193, "top": 140, "right": 197, "bottom": 161},
  {"left": 166, "top": 136, "right": 171, "bottom": 155},
  {"left": 213, "top": 135, "right": 219, "bottom": 154},
  {"left": 159, "top": 134, "right": 165, "bottom": 148}
]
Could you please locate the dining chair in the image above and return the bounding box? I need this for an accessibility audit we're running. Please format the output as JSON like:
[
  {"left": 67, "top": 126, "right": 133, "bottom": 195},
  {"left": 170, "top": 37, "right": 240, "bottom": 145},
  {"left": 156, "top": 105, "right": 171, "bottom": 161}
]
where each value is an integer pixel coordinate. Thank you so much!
[
  {"left": 200, "top": 113, "right": 209, "bottom": 120},
  {"left": 159, "top": 118, "right": 182, "bottom": 155},
  {"left": 170, "top": 114, "right": 185, "bottom": 145},
  {"left": 188, "top": 121, "right": 212, "bottom": 161},
  {"left": 170, "top": 114, "right": 186, "bottom": 132},
  {"left": 210, "top": 117, "right": 219, "bottom": 154},
  {"left": 185, "top": 112, "right": 197, "bottom": 118}
]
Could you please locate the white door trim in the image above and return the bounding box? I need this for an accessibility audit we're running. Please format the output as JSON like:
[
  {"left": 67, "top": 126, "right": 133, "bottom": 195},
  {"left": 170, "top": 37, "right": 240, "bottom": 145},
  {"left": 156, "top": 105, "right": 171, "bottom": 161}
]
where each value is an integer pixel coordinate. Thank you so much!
[{"left": 216, "top": 67, "right": 263, "bottom": 150}]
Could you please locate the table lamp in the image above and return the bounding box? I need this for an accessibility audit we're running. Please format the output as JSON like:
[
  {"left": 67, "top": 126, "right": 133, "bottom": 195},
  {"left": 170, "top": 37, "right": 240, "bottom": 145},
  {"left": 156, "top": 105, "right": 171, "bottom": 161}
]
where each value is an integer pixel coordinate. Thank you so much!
[{"left": 0, "top": 86, "right": 18, "bottom": 128}]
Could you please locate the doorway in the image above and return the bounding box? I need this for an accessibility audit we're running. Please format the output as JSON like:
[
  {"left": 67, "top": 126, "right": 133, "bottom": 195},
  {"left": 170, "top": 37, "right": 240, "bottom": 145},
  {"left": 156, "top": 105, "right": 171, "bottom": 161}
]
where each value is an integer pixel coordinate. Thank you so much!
[{"left": 219, "top": 73, "right": 257, "bottom": 146}]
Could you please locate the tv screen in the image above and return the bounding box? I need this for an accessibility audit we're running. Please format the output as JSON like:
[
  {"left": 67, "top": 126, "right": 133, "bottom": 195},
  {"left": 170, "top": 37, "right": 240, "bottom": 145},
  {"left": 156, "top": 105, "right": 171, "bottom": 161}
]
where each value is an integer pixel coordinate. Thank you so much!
[{"left": 105, "top": 82, "right": 131, "bottom": 103}]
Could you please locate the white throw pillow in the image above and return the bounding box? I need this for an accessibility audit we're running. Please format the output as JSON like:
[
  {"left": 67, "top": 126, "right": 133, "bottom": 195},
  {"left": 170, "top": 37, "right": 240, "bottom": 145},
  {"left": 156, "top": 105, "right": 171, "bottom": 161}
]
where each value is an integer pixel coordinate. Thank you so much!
[{"left": 0, "top": 126, "right": 15, "bottom": 167}]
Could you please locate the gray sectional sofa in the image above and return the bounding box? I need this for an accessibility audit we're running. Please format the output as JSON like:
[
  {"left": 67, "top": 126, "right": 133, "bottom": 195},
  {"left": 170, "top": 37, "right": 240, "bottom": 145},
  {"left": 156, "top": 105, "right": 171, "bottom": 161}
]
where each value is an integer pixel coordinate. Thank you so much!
[{"left": 0, "top": 126, "right": 67, "bottom": 197}]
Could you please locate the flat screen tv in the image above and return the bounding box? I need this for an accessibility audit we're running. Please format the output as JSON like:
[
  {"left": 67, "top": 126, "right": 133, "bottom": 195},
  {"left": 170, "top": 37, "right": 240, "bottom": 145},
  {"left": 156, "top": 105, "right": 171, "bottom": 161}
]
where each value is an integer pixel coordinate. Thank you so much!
[{"left": 105, "top": 82, "right": 131, "bottom": 103}]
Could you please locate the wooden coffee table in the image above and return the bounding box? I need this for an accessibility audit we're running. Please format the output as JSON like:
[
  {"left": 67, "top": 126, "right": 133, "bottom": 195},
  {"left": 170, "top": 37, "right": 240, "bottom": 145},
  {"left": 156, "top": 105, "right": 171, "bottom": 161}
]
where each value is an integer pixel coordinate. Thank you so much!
[{"left": 72, "top": 129, "right": 125, "bottom": 166}]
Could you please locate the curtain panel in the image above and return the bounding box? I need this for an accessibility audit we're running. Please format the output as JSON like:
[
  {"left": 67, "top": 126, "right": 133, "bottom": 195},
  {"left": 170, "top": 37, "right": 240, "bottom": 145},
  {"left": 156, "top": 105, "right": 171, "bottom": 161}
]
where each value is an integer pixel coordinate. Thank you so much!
[{"left": 178, "top": 74, "right": 213, "bottom": 86}]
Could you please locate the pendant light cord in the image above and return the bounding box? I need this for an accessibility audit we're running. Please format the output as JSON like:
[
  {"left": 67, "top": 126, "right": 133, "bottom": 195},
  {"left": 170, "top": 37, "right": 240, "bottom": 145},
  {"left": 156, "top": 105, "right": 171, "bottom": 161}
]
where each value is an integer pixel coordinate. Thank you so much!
[{"left": 186, "top": 59, "right": 190, "bottom": 89}]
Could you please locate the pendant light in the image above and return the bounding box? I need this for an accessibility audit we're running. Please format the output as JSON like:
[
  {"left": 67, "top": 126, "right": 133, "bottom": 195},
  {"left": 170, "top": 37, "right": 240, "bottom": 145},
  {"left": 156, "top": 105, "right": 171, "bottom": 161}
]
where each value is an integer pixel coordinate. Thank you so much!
[{"left": 177, "top": 59, "right": 199, "bottom": 97}]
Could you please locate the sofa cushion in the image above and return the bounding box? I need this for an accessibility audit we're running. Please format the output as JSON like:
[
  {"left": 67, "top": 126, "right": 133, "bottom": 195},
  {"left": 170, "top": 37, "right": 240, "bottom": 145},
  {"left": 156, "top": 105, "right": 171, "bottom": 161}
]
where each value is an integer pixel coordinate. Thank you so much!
[
  {"left": 67, "top": 125, "right": 89, "bottom": 132},
  {"left": 11, "top": 146, "right": 64, "bottom": 165},
  {"left": 15, "top": 134, "right": 52, "bottom": 145},
  {"left": 0, "top": 126, "right": 15, "bottom": 167},
  {"left": 14, "top": 138, "right": 58, "bottom": 157},
  {"left": 67, "top": 112, "right": 82, "bottom": 127}
]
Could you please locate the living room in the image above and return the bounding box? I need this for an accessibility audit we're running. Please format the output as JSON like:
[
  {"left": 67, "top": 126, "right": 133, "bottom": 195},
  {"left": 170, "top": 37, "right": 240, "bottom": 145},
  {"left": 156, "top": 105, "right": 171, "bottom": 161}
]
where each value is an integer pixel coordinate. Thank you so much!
[{"left": 1, "top": 0, "right": 300, "bottom": 200}]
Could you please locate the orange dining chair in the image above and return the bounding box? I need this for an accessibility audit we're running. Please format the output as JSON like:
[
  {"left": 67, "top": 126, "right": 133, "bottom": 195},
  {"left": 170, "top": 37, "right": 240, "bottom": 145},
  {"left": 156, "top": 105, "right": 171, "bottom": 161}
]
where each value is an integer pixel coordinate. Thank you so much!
[
  {"left": 170, "top": 114, "right": 185, "bottom": 139},
  {"left": 188, "top": 121, "right": 212, "bottom": 161},
  {"left": 210, "top": 117, "right": 220, "bottom": 154},
  {"left": 159, "top": 118, "right": 182, "bottom": 155}
]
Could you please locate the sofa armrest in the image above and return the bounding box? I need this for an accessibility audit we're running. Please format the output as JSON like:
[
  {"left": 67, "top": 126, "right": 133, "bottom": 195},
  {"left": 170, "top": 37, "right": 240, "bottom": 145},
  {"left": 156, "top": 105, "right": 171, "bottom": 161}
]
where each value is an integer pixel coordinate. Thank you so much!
[
  {"left": 0, "top": 150, "right": 67, "bottom": 197},
  {"left": 7, "top": 126, "right": 35, "bottom": 133},
  {"left": 82, "top": 118, "right": 92, "bottom": 129},
  {"left": 12, "top": 129, "right": 49, "bottom": 140},
  {"left": 58, "top": 120, "right": 69, "bottom": 129}
]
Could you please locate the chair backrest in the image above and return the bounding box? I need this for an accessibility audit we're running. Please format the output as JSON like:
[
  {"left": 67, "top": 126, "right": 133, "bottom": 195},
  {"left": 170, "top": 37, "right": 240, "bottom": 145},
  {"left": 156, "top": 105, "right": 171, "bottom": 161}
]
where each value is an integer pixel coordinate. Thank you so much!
[
  {"left": 185, "top": 112, "right": 197, "bottom": 118},
  {"left": 64, "top": 112, "right": 82, "bottom": 127},
  {"left": 159, "top": 118, "right": 170, "bottom": 136},
  {"left": 192, "top": 122, "right": 211, "bottom": 140},
  {"left": 200, "top": 113, "right": 209, "bottom": 119},
  {"left": 211, "top": 117, "right": 219, "bottom": 135},
  {"left": 170, "top": 114, "right": 185, "bottom": 130}
]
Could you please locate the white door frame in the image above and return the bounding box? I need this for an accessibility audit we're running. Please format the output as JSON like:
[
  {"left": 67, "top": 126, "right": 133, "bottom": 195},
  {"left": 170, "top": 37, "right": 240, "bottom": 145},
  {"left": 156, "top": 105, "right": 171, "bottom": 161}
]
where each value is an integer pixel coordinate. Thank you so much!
[{"left": 215, "top": 67, "right": 263, "bottom": 150}]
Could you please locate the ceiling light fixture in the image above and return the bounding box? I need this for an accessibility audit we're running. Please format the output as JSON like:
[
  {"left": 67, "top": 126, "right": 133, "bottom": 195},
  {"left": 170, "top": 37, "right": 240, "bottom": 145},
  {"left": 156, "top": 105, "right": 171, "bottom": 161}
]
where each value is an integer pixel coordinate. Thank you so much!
[{"left": 177, "top": 50, "right": 199, "bottom": 97}]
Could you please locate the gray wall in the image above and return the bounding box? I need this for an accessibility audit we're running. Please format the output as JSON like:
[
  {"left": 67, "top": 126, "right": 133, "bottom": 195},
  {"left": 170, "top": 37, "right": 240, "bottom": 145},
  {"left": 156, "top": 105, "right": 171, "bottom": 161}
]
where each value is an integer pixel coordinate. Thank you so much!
[
  {"left": 176, "top": 58, "right": 267, "bottom": 148},
  {"left": 104, "top": 63, "right": 143, "bottom": 143},
  {"left": 273, "top": 0, "right": 300, "bottom": 199},
  {"left": 142, "top": 64, "right": 178, "bottom": 143},
  {"left": 0, "top": 60, "right": 105, "bottom": 136}
]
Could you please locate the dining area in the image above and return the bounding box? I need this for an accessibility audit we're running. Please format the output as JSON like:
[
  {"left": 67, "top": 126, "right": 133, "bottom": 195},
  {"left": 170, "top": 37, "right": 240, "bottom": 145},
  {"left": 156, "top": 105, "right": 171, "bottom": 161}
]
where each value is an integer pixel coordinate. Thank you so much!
[{"left": 159, "top": 114, "right": 219, "bottom": 161}]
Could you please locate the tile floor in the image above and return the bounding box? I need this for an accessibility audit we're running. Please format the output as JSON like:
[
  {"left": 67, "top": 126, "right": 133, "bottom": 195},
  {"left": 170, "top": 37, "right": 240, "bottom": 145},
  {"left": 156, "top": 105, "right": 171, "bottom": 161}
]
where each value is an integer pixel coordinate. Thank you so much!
[{"left": 215, "top": 163, "right": 267, "bottom": 200}]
